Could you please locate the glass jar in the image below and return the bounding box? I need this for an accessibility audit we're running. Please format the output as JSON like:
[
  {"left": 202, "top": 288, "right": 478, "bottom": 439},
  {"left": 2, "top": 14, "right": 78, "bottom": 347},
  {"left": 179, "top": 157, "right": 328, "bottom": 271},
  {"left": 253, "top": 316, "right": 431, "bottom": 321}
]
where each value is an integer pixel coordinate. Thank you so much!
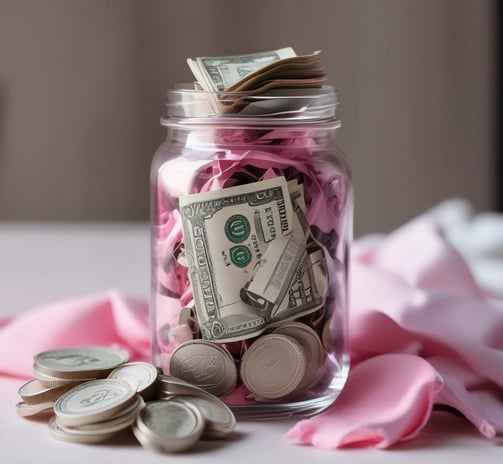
[{"left": 150, "top": 86, "right": 352, "bottom": 419}]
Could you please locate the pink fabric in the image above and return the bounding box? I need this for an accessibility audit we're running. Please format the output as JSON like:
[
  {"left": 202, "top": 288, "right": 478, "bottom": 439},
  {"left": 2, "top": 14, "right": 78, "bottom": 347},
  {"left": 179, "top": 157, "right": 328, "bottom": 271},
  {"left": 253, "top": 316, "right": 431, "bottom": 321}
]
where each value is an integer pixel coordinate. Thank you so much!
[
  {"left": 1, "top": 214, "right": 502, "bottom": 449},
  {"left": 286, "top": 216, "right": 503, "bottom": 448},
  {"left": 286, "top": 354, "right": 443, "bottom": 448},
  {"left": 0, "top": 290, "right": 150, "bottom": 378}
]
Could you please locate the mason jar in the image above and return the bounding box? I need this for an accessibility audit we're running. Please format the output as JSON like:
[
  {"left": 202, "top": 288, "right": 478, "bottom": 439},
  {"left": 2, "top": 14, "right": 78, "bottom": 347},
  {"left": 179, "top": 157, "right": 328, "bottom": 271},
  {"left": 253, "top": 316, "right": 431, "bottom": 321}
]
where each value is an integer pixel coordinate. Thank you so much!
[{"left": 150, "top": 86, "right": 352, "bottom": 419}]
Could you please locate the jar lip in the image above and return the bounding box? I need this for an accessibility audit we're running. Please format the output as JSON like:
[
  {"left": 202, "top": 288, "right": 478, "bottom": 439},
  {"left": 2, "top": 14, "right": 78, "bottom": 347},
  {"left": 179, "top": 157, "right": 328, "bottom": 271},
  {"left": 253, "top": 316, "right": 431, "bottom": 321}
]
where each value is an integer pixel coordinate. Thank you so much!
[{"left": 162, "top": 84, "right": 339, "bottom": 125}]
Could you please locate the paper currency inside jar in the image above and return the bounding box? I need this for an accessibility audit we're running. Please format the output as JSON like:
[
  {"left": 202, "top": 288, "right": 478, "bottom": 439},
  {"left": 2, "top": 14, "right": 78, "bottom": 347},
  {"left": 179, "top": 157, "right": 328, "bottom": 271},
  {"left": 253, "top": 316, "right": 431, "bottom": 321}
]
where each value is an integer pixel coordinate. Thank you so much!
[{"left": 152, "top": 129, "right": 350, "bottom": 405}]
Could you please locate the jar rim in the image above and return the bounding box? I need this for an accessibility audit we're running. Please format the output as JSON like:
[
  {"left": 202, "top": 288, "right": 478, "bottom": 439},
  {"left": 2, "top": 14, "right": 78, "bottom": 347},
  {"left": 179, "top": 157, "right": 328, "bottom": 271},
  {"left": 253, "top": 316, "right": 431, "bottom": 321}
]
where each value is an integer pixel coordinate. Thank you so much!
[{"left": 162, "top": 85, "right": 339, "bottom": 127}]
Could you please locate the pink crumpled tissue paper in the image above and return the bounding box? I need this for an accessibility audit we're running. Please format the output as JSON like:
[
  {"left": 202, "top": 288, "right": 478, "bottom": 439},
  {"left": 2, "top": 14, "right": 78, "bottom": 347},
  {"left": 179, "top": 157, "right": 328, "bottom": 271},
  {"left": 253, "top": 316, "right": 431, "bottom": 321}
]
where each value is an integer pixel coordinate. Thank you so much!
[{"left": 0, "top": 199, "right": 502, "bottom": 449}]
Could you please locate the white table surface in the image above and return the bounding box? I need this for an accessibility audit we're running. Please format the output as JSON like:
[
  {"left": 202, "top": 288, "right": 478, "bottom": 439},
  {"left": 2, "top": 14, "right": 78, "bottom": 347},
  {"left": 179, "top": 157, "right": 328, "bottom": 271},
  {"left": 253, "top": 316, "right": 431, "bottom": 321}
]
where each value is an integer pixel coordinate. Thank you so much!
[{"left": 0, "top": 221, "right": 502, "bottom": 463}]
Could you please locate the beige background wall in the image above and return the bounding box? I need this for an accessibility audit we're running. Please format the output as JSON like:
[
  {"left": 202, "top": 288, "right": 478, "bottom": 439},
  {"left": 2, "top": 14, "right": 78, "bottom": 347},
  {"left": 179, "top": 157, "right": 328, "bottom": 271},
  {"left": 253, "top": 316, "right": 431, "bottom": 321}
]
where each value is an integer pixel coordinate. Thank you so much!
[{"left": 0, "top": 0, "right": 496, "bottom": 235}]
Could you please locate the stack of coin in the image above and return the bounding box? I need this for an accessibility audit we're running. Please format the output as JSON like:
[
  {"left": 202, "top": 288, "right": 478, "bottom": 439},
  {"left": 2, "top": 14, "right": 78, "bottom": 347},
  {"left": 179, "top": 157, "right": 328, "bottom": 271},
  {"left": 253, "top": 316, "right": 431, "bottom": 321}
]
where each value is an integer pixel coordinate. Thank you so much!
[
  {"left": 16, "top": 346, "right": 238, "bottom": 451},
  {"left": 133, "top": 393, "right": 235, "bottom": 453},
  {"left": 33, "top": 346, "right": 129, "bottom": 386},
  {"left": 169, "top": 340, "right": 237, "bottom": 397},
  {"left": 157, "top": 373, "right": 212, "bottom": 398},
  {"left": 273, "top": 322, "right": 326, "bottom": 391},
  {"left": 175, "top": 395, "right": 236, "bottom": 439},
  {"left": 17, "top": 346, "right": 129, "bottom": 418},
  {"left": 240, "top": 322, "right": 326, "bottom": 400},
  {"left": 240, "top": 333, "right": 307, "bottom": 400},
  {"left": 156, "top": 375, "right": 236, "bottom": 438},
  {"left": 17, "top": 379, "right": 72, "bottom": 417},
  {"left": 133, "top": 399, "right": 204, "bottom": 453},
  {"left": 49, "top": 378, "right": 144, "bottom": 444}
]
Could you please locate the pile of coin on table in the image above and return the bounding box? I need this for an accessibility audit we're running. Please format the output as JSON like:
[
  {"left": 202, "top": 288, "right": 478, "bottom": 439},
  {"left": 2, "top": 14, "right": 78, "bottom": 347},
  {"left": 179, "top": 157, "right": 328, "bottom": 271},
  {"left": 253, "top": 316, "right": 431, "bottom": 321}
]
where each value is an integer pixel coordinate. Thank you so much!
[{"left": 16, "top": 346, "right": 235, "bottom": 452}]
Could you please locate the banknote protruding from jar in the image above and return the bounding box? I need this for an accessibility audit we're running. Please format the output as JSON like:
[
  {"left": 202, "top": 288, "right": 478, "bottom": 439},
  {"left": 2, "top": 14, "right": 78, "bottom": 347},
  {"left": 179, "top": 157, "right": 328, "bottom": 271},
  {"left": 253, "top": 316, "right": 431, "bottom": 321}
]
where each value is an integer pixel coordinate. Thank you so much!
[
  {"left": 240, "top": 333, "right": 307, "bottom": 399},
  {"left": 169, "top": 340, "right": 237, "bottom": 397}
]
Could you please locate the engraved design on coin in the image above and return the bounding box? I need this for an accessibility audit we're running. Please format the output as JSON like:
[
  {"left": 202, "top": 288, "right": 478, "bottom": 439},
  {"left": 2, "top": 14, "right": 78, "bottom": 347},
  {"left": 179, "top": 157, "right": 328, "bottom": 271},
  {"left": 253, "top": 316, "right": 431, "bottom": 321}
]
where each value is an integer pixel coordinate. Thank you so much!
[
  {"left": 179, "top": 355, "right": 221, "bottom": 382},
  {"left": 35, "top": 346, "right": 128, "bottom": 378},
  {"left": 54, "top": 379, "right": 135, "bottom": 427},
  {"left": 170, "top": 341, "right": 237, "bottom": 396},
  {"left": 133, "top": 400, "right": 204, "bottom": 453},
  {"left": 79, "top": 388, "right": 120, "bottom": 408},
  {"left": 107, "top": 362, "right": 159, "bottom": 399}
]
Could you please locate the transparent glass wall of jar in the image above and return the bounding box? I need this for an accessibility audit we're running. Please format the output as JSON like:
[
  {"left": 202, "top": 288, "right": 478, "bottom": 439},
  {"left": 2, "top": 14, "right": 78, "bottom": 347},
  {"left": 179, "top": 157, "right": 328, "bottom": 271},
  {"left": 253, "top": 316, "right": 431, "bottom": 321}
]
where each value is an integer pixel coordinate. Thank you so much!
[{"left": 150, "top": 86, "right": 352, "bottom": 419}]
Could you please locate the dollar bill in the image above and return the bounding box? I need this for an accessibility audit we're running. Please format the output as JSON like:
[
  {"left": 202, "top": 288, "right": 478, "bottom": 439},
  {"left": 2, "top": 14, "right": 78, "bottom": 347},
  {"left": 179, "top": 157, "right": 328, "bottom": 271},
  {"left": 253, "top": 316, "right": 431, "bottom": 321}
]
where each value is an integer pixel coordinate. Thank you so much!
[
  {"left": 240, "top": 180, "right": 325, "bottom": 319},
  {"left": 179, "top": 177, "right": 326, "bottom": 342},
  {"left": 185, "top": 48, "right": 327, "bottom": 114},
  {"left": 187, "top": 47, "right": 296, "bottom": 92}
]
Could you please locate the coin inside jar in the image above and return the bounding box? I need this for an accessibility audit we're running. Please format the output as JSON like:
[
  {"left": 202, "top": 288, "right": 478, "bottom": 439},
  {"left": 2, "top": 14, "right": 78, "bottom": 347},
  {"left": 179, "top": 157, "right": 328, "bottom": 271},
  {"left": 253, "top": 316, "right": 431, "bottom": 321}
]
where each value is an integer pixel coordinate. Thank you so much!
[
  {"left": 273, "top": 321, "right": 326, "bottom": 390},
  {"left": 169, "top": 340, "right": 237, "bottom": 397},
  {"left": 240, "top": 334, "right": 307, "bottom": 399}
]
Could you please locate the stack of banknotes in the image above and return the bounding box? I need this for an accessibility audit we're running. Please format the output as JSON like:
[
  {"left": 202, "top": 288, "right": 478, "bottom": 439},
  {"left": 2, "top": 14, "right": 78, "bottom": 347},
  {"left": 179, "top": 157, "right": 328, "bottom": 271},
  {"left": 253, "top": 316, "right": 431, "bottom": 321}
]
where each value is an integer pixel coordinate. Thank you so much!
[{"left": 185, "top": 47, "right": 327, "bottom": 113}]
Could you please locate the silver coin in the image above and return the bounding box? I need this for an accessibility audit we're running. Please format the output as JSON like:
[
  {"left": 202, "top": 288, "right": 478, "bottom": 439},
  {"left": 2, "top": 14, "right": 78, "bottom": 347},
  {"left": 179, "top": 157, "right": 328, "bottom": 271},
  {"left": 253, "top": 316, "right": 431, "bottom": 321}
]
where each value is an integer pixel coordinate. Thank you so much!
[
  {"left": 133, "top": 399, "right": 204, "bottom": 453},
  {"left": 18, "top": 379, "right": 74, "bottom": 405},
  {"left": 169, "top": 340, "right": 237, "bottom": 397},
  {"left": 178, "top": 395, "right": 235, "bottom": 439},
  {"left": 240, "top": 334, "right": 307, "bottom": 399},
  {"left": 273, "top": 321, "right": 326, "bottom": 390},
  {"left": 47, "top": 416, "right": 117, "bottom": 444},
  {"left": 54, "top": 378, "right": 136, "bottom": 427},
  {"left": 57, "top": 395, "right": 144, "bottom": 435},
  {"left": 107, "top": 362, "right": 158, "bottom": 399},
  {"left": 16, "top": 400, "right": 54, "bottom": 418},
  {"left": 321, "top": 318, "right": 335, "bottom": 351},
  {"left": 156, "top": 374, "right": 213, "bottom": 398},
  {"left": 34, "top": 346, "right": 128, "bottom": 380},
  {"left": 33, "top": 368, "right": 96, "bottom": 388}
]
